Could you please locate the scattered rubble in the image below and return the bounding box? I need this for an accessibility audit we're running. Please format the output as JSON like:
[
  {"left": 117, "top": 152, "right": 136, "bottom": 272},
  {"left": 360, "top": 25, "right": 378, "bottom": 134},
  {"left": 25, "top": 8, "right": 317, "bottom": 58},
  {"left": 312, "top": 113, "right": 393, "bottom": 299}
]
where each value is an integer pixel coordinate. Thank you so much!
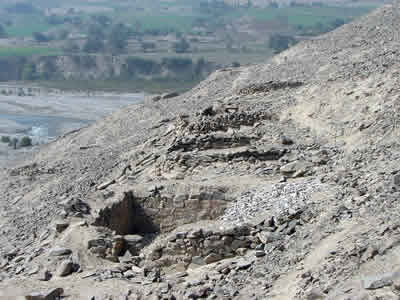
[{"left": 239, "top": 80, "right": 304, "bottom": 95}]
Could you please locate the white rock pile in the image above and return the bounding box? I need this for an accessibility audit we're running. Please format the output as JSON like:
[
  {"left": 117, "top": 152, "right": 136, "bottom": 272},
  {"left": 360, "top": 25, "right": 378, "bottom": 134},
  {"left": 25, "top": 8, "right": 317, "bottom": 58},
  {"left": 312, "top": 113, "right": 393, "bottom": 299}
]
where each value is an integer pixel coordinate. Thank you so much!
[{"left": 220, "top": 179, "right": 325, "bottom": 225}]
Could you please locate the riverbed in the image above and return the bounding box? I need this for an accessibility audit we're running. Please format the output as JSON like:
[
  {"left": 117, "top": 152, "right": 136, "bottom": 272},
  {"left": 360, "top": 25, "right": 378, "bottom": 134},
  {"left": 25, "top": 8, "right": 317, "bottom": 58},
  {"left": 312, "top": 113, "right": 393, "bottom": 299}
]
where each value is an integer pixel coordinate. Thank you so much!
[{"left": 0, "top": 91, "right": 145, "bottom": 168}]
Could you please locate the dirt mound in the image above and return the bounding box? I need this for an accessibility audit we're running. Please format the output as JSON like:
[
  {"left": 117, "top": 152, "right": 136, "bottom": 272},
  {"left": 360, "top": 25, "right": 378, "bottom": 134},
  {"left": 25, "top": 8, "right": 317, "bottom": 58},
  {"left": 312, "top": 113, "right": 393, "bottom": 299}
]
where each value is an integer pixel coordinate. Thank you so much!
[{"left": 1, "top": 4, "right": 400, "bottom": 299}]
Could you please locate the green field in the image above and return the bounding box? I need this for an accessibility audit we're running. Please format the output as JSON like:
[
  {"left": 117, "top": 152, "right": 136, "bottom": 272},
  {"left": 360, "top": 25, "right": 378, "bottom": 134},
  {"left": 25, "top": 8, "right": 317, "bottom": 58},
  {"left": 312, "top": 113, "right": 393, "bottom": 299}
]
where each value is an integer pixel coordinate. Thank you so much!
[
  {"left": 5, "top": 15, "right": 62, "bottom": 37},
  {"left": 114, "top": 4, "right": 374, "bottom": 34},
  {"left": 246, "top": 6, "right": 373, "bottom": 27},
  {"left": 0, "top": 47, "right": 58, "bottom": 57},
  {"left": 1, "top": 1, "right": 376, "bottom": 37},
  {"left": 135, "top": 15, "right": 196, "bottom": 32},
  {"left": 7, "top": 23, "right": 52, "bottom": 37}
]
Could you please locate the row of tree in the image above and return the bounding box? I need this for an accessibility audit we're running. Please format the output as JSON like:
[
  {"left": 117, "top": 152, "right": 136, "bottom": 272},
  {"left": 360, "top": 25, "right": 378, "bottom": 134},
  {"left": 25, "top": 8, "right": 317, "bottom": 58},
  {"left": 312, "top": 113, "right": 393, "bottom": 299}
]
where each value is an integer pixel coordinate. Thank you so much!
[
  {"left": 119, "top": 56, "right": 211, "bottom": 80},
  {"left": 67, "top": 36, "right": 192, "bottom": 55},
  {"left": 0, "top": 24, "right": 6, "bottom": 38},
  {"left": 10, "top": 55, "right": 213, "bottom": 82},
  {"left": 1, "top": 136, "right": 32, "bottom": 149},
  {"left": 268, "top": 16, "right": 346, "bottom": 53}
]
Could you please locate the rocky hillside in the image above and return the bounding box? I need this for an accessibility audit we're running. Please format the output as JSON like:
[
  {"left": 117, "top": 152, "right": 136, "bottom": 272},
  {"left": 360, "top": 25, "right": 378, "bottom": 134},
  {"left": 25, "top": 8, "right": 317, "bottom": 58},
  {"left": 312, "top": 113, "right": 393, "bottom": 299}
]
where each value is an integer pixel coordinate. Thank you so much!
[{"left": 1, "top": 3, "right": 400, "bottom": 299}]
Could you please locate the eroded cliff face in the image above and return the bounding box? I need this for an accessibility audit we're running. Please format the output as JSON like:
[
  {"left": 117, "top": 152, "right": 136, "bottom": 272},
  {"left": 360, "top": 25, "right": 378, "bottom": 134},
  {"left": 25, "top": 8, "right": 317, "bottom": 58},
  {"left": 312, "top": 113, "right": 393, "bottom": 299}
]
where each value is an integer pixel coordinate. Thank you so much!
[{"left": 1, "top": 4, "right": 400, "bottom": 300}]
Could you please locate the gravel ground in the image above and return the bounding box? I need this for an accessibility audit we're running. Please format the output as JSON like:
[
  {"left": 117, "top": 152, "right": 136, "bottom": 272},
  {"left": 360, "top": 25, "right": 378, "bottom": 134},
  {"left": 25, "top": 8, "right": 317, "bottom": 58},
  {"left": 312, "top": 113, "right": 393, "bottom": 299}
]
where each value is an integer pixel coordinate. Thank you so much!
[{"left": 220, "top": 179, "right": 325, "bottom": 225}]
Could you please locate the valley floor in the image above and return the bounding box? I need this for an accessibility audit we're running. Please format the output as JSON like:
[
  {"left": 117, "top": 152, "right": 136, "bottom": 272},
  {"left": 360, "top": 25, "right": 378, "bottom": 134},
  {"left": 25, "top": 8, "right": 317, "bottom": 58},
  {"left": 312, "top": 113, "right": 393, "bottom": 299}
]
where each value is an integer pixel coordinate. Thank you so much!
[{"left": 0, "top": 84, "right": 145, "bottom": 168}]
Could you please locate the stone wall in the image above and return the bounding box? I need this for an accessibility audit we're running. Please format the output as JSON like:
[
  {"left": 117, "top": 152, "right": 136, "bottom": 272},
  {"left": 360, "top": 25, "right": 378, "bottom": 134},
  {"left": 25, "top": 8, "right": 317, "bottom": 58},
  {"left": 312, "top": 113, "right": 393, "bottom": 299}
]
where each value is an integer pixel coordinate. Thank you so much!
[
  {"left": 147, "top": 223, "right": 257, "bottom": 268},
  {"left": 93, "top": 185, "right": 232, "bottom": 235}
]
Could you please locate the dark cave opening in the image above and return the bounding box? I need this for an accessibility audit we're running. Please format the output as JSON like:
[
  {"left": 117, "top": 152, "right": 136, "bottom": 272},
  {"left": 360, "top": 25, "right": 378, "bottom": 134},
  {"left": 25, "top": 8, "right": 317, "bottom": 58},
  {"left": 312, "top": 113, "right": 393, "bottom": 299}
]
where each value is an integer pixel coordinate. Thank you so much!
[{"left": 93, "top": 191, "right": 159, "bottom": 235}]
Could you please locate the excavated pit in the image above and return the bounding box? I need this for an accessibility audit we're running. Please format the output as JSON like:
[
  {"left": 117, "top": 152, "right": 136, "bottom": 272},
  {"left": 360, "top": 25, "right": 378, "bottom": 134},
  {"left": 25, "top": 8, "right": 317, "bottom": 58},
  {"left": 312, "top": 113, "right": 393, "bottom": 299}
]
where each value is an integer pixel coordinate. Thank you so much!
[
  {"left": 93, "top": 191, "right": 159, "bottom": 235},
  {"left": 94, "top": 186, "right": 231, "bottom": 236}
]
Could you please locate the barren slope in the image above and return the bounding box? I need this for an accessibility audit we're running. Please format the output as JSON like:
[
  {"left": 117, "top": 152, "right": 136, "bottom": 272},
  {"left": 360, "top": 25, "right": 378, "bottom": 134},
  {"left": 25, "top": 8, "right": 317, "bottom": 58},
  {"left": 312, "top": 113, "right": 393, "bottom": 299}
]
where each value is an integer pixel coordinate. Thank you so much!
[{"left": 1, "top": 4, "right": 400, "bottom": 299}]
